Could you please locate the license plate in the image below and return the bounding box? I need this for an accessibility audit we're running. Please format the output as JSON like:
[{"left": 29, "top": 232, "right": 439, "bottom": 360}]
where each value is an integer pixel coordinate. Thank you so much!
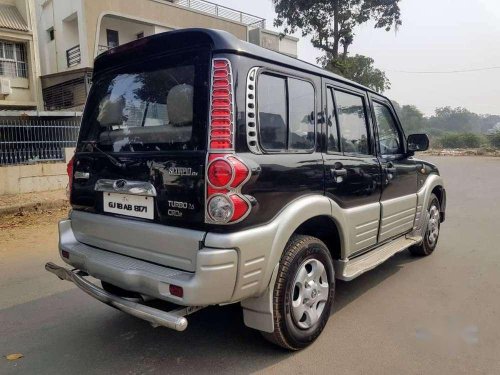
[{"left": 103, "top": 192, "right": 154, "bottom": 220}]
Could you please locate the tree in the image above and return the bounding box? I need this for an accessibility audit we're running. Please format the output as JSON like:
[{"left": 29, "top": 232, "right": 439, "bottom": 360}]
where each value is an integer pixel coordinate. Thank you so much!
[
  {"left": 319, "top": 54, "right": 389, "bottom": 92},
  {"left": 272, "top": 0, "right": 402, "bottom": 59},
  {"left": 428, "top": 107, "right": 481, "bottom": 133},
  {"left": 397, "top": 104, "right": 427, "bottom": 134}
]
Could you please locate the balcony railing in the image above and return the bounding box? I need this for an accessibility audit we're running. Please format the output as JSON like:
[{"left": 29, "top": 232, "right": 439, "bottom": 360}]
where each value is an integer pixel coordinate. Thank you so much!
[
  {"left": 171, "top": 0, "right": 265, "bottom": 28},
  {"left": 66, "top": 45, "right": 81, "bottom": 67}
]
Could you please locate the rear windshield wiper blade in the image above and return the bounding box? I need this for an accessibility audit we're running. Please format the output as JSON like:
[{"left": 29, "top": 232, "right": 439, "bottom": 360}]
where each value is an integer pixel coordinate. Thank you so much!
[{"left": 80, "top": 141, "right": 127, "bottom": 170}]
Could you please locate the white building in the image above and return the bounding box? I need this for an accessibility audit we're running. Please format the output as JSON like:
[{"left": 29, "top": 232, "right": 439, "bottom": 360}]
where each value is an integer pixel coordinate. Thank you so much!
[{"left": 35, "top": 0, "right": 298, "bottom": 111}]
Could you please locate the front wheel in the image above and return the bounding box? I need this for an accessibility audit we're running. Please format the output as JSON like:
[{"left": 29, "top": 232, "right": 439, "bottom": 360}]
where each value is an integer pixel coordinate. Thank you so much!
[
  {"left": 409, "top": 193, "right": 441, "bottom": 256},
  {"left": 262, "top": 235, "right": 335, "bottom": 350}
]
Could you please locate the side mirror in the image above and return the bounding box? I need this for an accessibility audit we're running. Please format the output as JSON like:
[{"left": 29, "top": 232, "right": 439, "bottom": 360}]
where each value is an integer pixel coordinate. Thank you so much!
[{"left": 407, "top": 133, "right": 429, "bottom": 152}]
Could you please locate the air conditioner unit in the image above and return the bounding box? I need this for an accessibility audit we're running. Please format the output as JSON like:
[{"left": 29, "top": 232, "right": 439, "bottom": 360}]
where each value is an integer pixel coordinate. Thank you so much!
[{"left": 0, "top": 78, "right": 12, "bottom": 95}]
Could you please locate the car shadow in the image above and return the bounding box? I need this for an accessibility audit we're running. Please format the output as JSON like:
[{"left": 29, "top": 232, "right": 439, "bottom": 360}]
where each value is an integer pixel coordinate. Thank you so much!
[{"left": 0, "top": 251, "right": 420, "bottom": 375}]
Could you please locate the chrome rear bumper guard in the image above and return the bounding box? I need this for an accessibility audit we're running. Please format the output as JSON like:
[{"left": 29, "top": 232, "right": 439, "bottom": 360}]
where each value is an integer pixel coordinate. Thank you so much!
[{"left": 45, "top": 262, "right": 204, "bottom": 331}]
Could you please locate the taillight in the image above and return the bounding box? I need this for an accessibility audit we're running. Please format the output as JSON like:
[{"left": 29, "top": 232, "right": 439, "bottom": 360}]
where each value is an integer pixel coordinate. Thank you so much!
[
  {"left": 205, "top": 58, "right": 254, "bottom": 224},
  {"left": 66, "top": 156, "right": 74, "bottom": 200},
  {"left": 207, "top": 159, "right": 232, "bottom": 188},
  {"left": 209, "top": 59, "right": 234, "bottom": 150}
]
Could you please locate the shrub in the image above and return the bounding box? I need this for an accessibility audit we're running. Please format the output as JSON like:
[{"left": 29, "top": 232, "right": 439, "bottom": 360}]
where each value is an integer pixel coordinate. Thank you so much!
[
  {"left": 438, "top": 133, "right": 484, "bottom": 148},
  {"left": 487, "top": 132, "right": 500, "bottom": 149}
]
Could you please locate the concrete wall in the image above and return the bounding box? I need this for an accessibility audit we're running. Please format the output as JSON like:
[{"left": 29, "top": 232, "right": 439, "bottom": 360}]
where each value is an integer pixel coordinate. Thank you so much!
[
  {"left": 0, "top": 162, "right": 67, "bottom": 194},
  {"left": 36, "top": 0, "right": 88, "bottom": 75},
  {"left": 0, "top": 147, "right": 74, "bottom": 195},
  {"left": 84, "top": 0, "right": 248, "bottom": 61},
  {"left": 98, "top": 15, "right": 155, "bottom": 47}
]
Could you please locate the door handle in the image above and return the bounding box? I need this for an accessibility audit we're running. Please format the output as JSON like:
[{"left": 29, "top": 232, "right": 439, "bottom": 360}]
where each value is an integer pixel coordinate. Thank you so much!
[
  {"left": 385, "top": 162, "right": 397, "bottom": 174},
  {"left": 331, "top": 168, "right": 347, "bottom": 177}
]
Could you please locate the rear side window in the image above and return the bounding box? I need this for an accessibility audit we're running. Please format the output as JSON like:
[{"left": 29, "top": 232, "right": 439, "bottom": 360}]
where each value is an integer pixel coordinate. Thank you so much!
[
  {"left": 257, "top": 74, "right": 287, "bottom": 150},
  {"left": 335, "top": 90, "right": 370, "bottom": 155},
  {"left": 257, "top": 73, "right": 315, "bottom": 152},
  {"left": 373, "top": 101, "right": 403, "bottom": 155},
  {"left": 288, "top": 79, "right": 315, "bottom": 150}
]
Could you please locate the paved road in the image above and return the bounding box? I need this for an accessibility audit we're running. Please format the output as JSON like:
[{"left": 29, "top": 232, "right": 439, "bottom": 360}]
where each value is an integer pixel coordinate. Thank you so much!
[{"left": 1, "top": 156, "right": 500, "bottom": 374}]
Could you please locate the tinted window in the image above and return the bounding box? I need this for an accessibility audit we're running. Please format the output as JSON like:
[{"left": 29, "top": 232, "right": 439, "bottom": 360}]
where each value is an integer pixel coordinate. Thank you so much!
[
  {"left": 288, "top": 79, "right": 315, "bottom": 150},
  {"left": 258, "top": 74, "right": 287, "bottom": 150},
  {"left": 373, "top": 101, "right": 402, "bottom": 155},
  {"left": 326, "top": 88, "right": 340, "bottom": 152},
  {"left": 79, "top": 51, "right": 209, "bottom": 152},
  {"left": 335, "top": 90, "right": 370, "bottom": 155}
]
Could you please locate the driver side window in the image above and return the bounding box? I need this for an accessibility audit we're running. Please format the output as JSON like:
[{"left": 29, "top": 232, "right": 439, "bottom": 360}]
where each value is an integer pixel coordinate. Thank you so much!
[{"left": 373, "top": 101, "right": 402, "bottom": 155}]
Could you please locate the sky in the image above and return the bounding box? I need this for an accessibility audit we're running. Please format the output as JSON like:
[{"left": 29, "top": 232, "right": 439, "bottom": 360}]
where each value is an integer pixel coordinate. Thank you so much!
[{"left": 215, "top": 0, "right": 500, "bottom": 116}]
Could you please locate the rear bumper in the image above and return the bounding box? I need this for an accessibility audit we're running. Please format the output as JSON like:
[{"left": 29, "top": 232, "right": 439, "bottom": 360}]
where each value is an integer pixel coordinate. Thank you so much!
[
  {"left": 58, "top": 219, "right": 238, "bottom": 306},
  {"left": 45, "top": 262, "right": 190, "bottom": 331}
]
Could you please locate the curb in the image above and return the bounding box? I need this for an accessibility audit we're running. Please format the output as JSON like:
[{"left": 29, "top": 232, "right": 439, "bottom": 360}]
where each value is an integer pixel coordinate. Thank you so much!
[{"left": 0, "top": 199, "right": 69, "bottom": 217}]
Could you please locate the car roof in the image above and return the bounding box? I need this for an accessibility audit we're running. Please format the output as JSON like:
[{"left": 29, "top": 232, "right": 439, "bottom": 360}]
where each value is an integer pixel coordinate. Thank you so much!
[{"left": 94, "top": 28, "right": 385, "bottom": 99}]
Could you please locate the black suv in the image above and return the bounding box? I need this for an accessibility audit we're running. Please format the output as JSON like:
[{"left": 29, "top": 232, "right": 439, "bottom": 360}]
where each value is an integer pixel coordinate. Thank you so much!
[{"left": 46, "top": 28, "right": 446, "bottom": 350}]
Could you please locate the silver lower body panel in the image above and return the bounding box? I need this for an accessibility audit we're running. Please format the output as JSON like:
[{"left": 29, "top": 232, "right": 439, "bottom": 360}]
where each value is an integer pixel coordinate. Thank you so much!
[{"left": 58, "top": 219, "right": 239, "bottom": 306}]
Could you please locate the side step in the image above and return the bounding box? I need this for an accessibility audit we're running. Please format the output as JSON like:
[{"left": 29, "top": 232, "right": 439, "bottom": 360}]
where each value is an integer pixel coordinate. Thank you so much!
[{"left": 334, "top": 235, "right": 422, "bottom": 281}]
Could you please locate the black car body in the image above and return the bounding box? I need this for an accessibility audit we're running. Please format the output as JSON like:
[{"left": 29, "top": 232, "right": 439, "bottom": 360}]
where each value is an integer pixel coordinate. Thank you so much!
[{"left": 46, "top": 28, "right": 446, "bottom": 350}]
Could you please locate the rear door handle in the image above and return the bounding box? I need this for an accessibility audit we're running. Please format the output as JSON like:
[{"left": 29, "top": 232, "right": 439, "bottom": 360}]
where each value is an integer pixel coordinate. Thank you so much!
[
  {"left": 331, "top": 168, "right": 347, "bottom": 177},
  {"left": 385, "top": 162, "right": 397, "bottom": 174}
]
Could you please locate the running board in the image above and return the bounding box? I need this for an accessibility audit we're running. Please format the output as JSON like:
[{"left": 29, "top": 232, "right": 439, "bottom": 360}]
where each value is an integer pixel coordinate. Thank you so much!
[{"left": 334, "top": 235, "right": 422, "bottom": 281}]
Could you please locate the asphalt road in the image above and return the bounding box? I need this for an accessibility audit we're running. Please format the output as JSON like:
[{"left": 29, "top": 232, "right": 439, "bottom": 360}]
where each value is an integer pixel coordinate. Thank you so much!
[{"left": 1, "top": 156, "right": 500, "bottom": 374}]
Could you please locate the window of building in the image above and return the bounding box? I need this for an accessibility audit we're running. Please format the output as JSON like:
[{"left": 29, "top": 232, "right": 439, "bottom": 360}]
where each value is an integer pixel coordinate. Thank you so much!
[
  {"left": 334, "top": 90, "right": 370, "bottom": 155},
  {"left": 373, "top": 101, "right": 403, "bottom": 155},
  {"left": 0, "top": 41, "right": 27, "bottom": 78},
  {"left": 326, "top": 88, "right": 340, "bottom": 152},
  {"left": 257, "top": 73, "right": 315, "bottom": 152},
  {"left": 136, "top": 32, "right": 144, "bottom": 40},
  {"left": 47, "top": 27, "right": 55, "bottom": 41},
  {"left": 106, "top": 29, "right": 119, "bottom": 48}
]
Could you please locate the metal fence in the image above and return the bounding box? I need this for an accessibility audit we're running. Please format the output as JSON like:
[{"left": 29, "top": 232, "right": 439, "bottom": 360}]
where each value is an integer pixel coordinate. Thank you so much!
[
  {"left": 173, "top": 0, "right": 266, "bottom": 28},
  {"left": 0, "top": 119, "right": 80, "bottom": 166}
]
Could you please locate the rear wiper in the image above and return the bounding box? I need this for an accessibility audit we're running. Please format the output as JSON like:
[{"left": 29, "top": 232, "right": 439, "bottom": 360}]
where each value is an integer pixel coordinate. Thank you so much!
[{"left": 81, "top": 141, "right": 127, "bottom": 170}]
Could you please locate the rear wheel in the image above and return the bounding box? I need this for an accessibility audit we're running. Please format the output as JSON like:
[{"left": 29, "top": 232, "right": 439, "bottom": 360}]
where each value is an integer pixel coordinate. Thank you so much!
[
  {"left": 409, "top": 193, "right": 441, "bottom": 256},
  {"left": 262, "top": 235, "right": 335, "bottom": 350}
]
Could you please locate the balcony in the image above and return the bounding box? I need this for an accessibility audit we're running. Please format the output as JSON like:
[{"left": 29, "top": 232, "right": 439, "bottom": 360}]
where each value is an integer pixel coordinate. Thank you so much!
[
  {"left": 66, "top": 45, "right": 81, "bottom": 68},
  {"left": 170, "top": 0, "right": 265, "bottom": 28}
]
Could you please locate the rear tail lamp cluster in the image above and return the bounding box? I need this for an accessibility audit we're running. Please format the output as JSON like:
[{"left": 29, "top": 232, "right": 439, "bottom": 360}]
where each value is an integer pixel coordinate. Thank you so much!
[
  {"left": 66, "top": 156, "right": 74, "bottom": 200},
  {"left": 205, "top": 58, "right": 253, "bottom": 224}
]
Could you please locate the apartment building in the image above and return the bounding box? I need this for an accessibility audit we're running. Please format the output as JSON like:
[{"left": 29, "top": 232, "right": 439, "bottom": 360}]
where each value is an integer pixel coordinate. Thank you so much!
[
  {"left": 36, "top": 0, "right": 298, "bottom": 111},
  {"left": 0, "top": 0, "right": 41, "bottom": 110}
]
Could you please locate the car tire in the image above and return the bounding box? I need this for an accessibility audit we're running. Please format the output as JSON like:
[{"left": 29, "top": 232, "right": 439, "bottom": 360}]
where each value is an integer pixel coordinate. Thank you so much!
[
  {"left": 262, "top": 235, "right": 335, "bottom": 350},
  {"left": 409, "top": 193, "right": 441, "bottom": 256}
]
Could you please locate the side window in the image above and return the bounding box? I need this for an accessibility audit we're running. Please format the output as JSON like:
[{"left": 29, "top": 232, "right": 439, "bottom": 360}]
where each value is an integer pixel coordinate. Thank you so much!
[
  {"left": 373, "top": 101, "right": 403, "bottom": 155},
  {"left": 257, "top": 73, "right": 315, "bottom": 152},
  {"left": 288, "top": 78, "right": 315, "bottom": 150},
  {"left": 257, "top": 74, "right": 287, "bottom": 150},
  {"left": 326, "top": 88, "right": 339, "bottom": 152},
  {"left": 335, "top": 90, "right": 370, "bottom": 155}
]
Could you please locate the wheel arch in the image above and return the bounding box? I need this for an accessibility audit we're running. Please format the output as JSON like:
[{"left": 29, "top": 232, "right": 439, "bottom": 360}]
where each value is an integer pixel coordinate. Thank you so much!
[
  {"left": 431, "top": 185, "right": 446, "bottom": 222},
  {"left": 293, "top": 215, "right": 342, "bottom": 262}
]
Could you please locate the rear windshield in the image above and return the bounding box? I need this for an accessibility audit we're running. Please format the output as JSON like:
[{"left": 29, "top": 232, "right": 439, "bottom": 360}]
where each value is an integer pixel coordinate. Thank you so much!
[{"left": 78, "top": 50, "right": 209, "bottom": 152}]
